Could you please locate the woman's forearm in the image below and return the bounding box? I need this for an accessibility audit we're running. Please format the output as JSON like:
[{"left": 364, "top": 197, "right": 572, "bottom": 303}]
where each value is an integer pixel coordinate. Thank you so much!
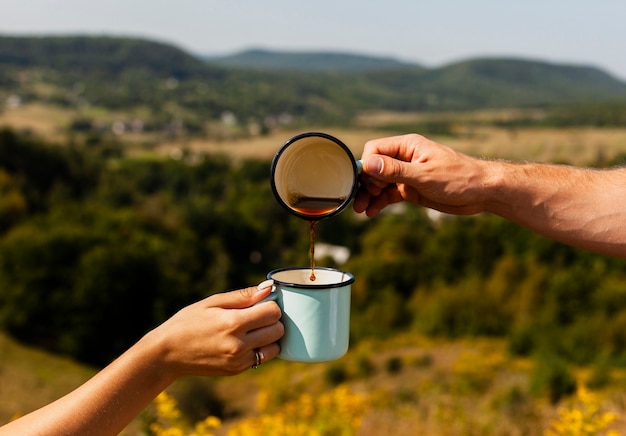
[{"left": 0, "top": 331, "right": 174, "bottom": 436}]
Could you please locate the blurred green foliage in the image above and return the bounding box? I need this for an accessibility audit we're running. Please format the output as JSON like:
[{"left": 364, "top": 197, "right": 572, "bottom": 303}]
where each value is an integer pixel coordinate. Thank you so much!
[{"left": 2, "top": 128, "right": 626, "bottom": 370}]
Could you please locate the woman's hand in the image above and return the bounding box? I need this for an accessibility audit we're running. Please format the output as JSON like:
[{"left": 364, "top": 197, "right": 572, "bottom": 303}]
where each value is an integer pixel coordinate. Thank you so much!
[{"left": 150, "top": 279, "right": 284, "bottom": 377}]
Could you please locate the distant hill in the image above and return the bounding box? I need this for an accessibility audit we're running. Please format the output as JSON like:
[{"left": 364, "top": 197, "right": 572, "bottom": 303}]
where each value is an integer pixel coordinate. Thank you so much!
[
  {"left": 2, "top": 35, "right": 626, "bottom": 128},
  {"left": 203, "top": 48, "right": 626, "bottom": 106},
  {"left": 383, "top": 57, "right": 626, "bottom": 108},
  {"left": 0, "top": 35, "right": 215, "bottom": 78},
  {"left": 203, "top": 48, "right": 421, "bottom": 72}
]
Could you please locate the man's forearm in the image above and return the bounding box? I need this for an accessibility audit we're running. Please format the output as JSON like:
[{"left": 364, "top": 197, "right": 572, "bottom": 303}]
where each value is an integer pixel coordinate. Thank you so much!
[{"left": 485, "top": 162, "right": 626, "bottom": 257}]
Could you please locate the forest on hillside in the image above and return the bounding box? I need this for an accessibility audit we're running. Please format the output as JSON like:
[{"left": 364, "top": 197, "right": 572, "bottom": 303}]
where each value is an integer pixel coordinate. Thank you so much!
[
  {"left": 3, "top": 35, "right": 626, "bottom": 141},
  {"left": 2, "top": 127, "right": 626, "bottom": 376}
]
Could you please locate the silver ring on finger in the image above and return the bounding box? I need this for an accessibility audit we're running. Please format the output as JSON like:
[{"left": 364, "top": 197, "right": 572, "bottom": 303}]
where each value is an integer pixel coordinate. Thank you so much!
[{"left": 252, "top": 349, "right": 263, "bottom": 369}]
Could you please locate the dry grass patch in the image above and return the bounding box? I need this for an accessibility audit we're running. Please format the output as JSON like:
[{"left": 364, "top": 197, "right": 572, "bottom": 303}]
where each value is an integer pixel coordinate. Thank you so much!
[
  {"left": 0, "top": 332, "right": 96, "bottom": 424},
  {"left": 154, "top": 128, "right": 381, "bottom": 162},
  {"left": 445, "top": 126, "right": 626, "bottom": 165},
  {"left": 155, "top": 124, "right": 626, "bottom": 169},
  {"left": 0, "top": 103, "right": 74, "bottom": 139}
]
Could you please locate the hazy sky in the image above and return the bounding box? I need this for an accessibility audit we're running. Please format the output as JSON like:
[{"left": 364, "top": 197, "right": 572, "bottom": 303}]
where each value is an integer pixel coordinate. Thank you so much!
[{"left": 3, "top": 1, "right": 626, "bottom": 80}]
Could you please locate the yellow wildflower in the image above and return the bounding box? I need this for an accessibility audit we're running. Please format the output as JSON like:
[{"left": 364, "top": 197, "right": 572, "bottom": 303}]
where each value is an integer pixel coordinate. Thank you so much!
[
  {"left": 545, "top": 384, "right": 620, "bottom": 436},
  {"left": 228, "top": 384, "right": 369, "bottom": 436}
]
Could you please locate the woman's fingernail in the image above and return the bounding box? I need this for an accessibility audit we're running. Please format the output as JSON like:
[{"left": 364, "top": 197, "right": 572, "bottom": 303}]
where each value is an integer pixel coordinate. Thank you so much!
[{"left": 257, "top": 279, "right": 274, "bottom": 291}]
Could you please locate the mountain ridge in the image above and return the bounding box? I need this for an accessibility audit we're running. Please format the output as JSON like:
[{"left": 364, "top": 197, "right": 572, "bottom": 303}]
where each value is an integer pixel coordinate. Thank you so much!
[
  {"left": 2, "top": 35, "right": 626, "bottom": 126},
  {"left": 202, "top": 47, "right": 422, "bottom": 72},
  {"left": 203, "top": 47, "right": 625, "bottom": 82}
]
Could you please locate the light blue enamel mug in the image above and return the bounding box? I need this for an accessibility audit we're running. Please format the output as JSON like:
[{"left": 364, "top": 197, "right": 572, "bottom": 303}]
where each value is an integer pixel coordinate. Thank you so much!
[{"left": 266, "top": 267, "right": 354, "bottom": 362}]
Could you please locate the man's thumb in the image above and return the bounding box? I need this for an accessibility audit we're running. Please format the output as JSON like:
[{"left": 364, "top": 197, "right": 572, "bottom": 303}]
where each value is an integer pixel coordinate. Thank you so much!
[{"left": 364, "top": 155, "right": 410, "bottom": 183}]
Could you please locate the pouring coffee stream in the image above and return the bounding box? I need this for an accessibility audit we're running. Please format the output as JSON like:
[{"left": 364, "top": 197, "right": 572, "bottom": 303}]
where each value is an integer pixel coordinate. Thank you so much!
[
  {"left": 309, "top": 221, "right": 317, "bottom": 281},
  {"left": 270, "top": 132, "right": 362, "bottom": 281}
]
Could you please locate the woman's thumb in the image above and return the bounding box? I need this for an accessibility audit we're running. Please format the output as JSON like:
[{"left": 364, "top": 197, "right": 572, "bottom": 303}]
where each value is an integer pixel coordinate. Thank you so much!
[{"left": 215, "top": 280, "right": 274, "bottom": 309}]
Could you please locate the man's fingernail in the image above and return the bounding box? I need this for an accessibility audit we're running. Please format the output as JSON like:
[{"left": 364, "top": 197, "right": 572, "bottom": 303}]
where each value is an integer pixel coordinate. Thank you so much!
[
  {"left": 368, "top": 157, "right": 384, "bottom": 174},
  {"left": 257, "top": 279, "right": 274, "bottom": 291}
]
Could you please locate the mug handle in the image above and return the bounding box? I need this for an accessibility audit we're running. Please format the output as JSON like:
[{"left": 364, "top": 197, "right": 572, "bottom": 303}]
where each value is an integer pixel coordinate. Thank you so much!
[
  {"left": 256, "top": 289, "right": 278, "bottom": 305},
  {"left": 356, "top": 159, "right": 363, "bottom": 174}
]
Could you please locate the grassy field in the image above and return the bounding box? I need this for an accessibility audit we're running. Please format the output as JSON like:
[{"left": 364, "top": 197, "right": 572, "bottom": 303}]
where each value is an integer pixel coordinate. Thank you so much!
[
  {"left": 0, "top": 332, "right": 96, "bottom": 424},
  {"left": 156, "top": 112, "right": 626, "bottom": 165},
  {"left": 5, "top": 103, "right": 626, "bottom": 166},
  {"left": 154, "top": 120, "right": 626, "bottom": 168}
]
